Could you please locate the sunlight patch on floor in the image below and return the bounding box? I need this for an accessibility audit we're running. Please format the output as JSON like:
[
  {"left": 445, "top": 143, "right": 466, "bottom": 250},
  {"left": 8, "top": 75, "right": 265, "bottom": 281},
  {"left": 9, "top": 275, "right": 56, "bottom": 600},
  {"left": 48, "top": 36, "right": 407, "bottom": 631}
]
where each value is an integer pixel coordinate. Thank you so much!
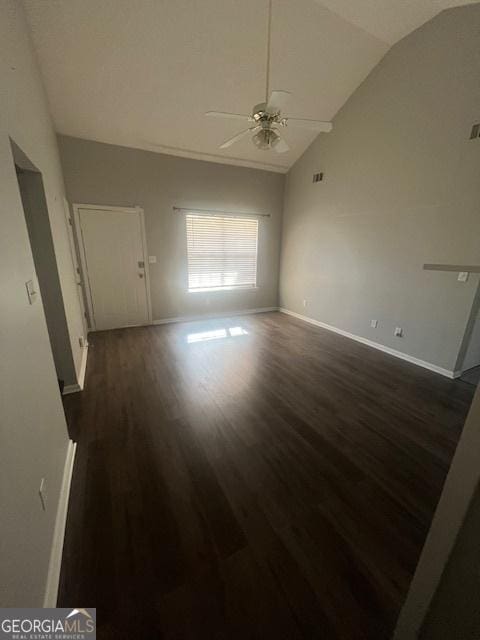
[{"left": 187, "top": 326, "right": 248, "bottom": 343}]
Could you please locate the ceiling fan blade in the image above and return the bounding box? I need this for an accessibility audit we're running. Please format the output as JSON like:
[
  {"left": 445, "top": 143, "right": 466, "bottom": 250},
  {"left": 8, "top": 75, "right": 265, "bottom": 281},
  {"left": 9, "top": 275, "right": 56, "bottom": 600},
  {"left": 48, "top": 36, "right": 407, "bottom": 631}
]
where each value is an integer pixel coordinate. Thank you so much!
[
  {"left": 219, "top": 127, "right": 258, "bottom": 149},
  {"left": 266, "top": 90, "right": 292, "bottom": 114},
  {"left": 273, "top": 136, "right": 290, "bottom": 154},
  {"left": 206, "top": 111, "right": 250, "bottom": 121},
  {"left": 285, "top": 118, "right": 333, "bottom": 132}
]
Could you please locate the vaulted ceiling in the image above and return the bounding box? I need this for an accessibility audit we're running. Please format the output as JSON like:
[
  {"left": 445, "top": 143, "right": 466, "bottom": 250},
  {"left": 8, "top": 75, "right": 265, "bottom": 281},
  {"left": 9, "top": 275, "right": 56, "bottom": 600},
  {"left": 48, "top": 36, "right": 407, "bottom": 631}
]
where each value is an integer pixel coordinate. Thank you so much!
[{"left": 23, "top": 0, "right": 476, "bottom": 173}]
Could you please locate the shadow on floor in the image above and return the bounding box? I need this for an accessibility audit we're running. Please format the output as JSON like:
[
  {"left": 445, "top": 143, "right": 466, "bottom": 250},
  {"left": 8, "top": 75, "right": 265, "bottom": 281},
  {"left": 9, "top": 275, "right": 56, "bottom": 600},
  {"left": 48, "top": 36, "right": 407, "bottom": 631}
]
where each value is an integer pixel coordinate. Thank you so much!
[{"left": 460, "top": 366, "right": 480, "bottom": 386}]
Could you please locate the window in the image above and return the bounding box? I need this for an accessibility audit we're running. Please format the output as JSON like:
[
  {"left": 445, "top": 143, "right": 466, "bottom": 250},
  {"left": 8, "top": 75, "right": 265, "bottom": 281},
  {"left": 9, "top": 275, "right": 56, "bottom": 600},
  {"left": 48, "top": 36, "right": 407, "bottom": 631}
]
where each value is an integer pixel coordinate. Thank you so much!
[{"left": 186, "top": 213, "right": 258, "bottom": 292}]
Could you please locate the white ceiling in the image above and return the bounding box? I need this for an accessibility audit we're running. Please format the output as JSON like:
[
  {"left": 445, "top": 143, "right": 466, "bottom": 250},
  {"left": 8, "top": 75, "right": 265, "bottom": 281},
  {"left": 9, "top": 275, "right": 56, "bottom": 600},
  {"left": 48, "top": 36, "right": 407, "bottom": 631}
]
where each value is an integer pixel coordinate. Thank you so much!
[
  {"left": 23, "top": 0, "right": 475, "bottom": 173},
  {"left": 318, "top": 0, "right": 477, "bottom": 45}
]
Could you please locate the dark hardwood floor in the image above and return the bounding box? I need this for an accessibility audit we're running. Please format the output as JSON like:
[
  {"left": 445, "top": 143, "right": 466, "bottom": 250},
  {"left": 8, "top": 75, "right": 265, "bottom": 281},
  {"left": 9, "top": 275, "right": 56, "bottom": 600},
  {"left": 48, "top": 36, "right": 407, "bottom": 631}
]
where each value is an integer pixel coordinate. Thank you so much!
[{"left": 60, "top": 311, "right": 474, "bottom": 639}]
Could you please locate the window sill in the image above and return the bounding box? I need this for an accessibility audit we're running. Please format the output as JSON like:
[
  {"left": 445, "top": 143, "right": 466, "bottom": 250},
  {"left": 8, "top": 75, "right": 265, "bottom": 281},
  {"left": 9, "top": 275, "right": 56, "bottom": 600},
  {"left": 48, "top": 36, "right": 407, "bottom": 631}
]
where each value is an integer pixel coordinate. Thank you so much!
[{"left": 188, "top": 286, "right": 259, "bottom": 293}]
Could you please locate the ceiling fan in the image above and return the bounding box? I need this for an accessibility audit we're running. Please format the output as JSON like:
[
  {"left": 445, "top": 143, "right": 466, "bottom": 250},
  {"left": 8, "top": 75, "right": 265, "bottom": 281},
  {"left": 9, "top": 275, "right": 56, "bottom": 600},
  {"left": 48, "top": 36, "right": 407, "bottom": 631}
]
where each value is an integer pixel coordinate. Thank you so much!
[{"left": 206, "top": 0, "right": 332, "bottom": 154}]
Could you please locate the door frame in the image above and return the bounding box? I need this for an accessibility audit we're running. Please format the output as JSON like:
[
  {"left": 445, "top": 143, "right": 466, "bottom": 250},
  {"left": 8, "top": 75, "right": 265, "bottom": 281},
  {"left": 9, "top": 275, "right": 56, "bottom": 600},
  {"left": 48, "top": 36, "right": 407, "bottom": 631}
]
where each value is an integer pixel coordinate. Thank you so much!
[
  {"left": 63, "top": 197, "right": 89, "bottom": 337},
  {"left": 72, "top": 203, "right": 153, "bottom": 331}
]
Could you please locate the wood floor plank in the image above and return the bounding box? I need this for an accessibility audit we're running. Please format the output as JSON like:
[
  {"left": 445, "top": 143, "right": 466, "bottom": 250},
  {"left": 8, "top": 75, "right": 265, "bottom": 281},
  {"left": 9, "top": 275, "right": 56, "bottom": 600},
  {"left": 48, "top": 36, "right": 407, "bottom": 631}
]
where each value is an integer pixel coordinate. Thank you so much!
[{"left": 60, "top": 312, "right": 474, "bottom": 639}]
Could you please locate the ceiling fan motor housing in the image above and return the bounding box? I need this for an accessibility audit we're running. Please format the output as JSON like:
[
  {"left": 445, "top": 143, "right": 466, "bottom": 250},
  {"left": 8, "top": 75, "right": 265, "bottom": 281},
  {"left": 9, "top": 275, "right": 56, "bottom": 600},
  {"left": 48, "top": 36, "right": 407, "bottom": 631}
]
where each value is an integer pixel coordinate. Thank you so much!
[{"left": 252, "top": 102, "right": 281, "bottom": 124}]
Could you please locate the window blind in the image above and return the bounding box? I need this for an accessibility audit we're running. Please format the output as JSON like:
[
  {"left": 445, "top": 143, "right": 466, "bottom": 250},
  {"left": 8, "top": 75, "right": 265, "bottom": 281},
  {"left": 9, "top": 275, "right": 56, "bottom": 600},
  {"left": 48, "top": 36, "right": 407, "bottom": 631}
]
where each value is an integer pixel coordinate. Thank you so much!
[{"left": 186, "top": 213, "right": 258, "bottom": 292}]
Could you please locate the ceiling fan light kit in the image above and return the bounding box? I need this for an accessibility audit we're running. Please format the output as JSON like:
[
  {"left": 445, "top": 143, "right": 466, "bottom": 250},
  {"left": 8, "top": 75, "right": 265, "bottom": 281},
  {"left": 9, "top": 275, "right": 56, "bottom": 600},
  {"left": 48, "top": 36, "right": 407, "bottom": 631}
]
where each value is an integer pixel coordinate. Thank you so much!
[
  {"left": 253, "top": 128, "right": 279, "bottom": 150},
  {"left": 206, "top": 0, "right": 332, "bottom": 154}
]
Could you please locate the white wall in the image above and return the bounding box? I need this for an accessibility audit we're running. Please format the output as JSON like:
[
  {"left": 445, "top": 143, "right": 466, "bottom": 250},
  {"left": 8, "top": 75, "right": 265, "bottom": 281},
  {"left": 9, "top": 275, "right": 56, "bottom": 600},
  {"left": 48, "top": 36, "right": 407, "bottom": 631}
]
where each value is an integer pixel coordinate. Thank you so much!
[
  {"left": 279, "top": 4, "right": 480, "bottom": 372},
  {"left": 58, "top": 135, "right": 285, "bottom": 322},
  {"left": 0, "top": 0, "right": 81, "bottom": 605}
]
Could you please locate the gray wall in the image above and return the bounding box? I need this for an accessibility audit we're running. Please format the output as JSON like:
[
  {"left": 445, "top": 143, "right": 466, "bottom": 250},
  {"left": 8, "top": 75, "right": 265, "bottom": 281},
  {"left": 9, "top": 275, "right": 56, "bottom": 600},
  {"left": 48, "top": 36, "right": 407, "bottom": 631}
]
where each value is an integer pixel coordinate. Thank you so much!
[
  {"left": 394, "top": 383, "right": 480, "bottom": 639},
  {"left": 58, "top": 136, "right": 285, "bottom": 322},
  {"left": 279, "top": 4, "right": 480, "bottom": 372},
  {"left": 459, "top": 289, "right": 480, "bottom": 372},
  {"left": 16, "top": 168, "right": 77, "bottom": 385},
  {"left": 455, "top": 281, "right": 480, "bottom": 373},
  {"left": 461, "top": 312, "right": 480, "bottom": 372},
  {"left": 0, "top": 0, "right": 83, "bottom": 605},
  {"left": 420, "top": 480, "right": 480, "bottom": 639}
]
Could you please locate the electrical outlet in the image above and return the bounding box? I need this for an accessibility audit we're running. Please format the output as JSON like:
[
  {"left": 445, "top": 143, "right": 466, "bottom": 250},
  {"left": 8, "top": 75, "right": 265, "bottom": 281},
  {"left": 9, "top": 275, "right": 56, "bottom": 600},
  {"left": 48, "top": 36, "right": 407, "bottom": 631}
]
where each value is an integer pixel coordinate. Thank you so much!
[
  {"left": 303, "top": 299, "right": 307, "bottom": 308},
  {"left": 39, "top": 478, "right": 47, "bottom": 511},
  {"left": 470, "top": 123, "right": 480, "bottom": 140},
  {"left": 370, "top": 319, "right": 378, "bottom": 328},
  {"left": 148, "top": 255, "right": 157, "bottom": 264},
  {"left": 458, "top": 272, "right": 469, "bottom": 282},
  {"left": 394, "top": 327, "right": 403, "bottom": 337}
]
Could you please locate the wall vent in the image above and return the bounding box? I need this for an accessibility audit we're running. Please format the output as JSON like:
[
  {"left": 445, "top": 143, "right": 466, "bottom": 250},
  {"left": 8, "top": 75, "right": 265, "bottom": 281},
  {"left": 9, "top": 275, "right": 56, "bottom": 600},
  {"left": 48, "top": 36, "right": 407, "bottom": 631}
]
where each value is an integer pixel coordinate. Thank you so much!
[
  {"left": 469, "top": 123, "right": 480, "bottom": 140},
  {"left": 312, "top": 172, "right": 323, "bottom": 183}
]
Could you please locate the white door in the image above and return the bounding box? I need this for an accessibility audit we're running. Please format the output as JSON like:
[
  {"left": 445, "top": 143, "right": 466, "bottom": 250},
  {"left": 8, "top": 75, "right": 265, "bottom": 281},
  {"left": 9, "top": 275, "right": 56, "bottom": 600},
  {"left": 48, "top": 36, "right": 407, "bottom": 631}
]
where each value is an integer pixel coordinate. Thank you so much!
[{"left": 78, "top": 207, "right": 150, "bottom": 330}]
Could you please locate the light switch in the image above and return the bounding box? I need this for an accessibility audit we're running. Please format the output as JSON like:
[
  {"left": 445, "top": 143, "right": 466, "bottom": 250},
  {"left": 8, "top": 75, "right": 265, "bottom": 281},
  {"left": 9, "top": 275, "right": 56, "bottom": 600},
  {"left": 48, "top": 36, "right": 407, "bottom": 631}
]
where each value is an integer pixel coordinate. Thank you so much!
[
  {"left": 25, "top": 279, "right": 37, "bottom": 305},
  {"left": 458, "top": 272, "right": 469, "bottom": 282},
  {"left": 148, "top": 256, "right": 157, "bottom": 264}
]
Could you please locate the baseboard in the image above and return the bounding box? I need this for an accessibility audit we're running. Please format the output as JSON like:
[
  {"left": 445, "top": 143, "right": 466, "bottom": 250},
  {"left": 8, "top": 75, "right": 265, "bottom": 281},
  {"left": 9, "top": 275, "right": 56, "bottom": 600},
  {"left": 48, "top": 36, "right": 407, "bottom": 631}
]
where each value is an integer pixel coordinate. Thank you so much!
[
  {"left": 77, "top": 344, "right": 88, "bottom": 388},
  {"left": 62, "top": 383, "right": 80, "bottom": 395},
  {"left": 153, "top": 307, "right": 278, "bottom": 326},
  {"left": 43, "top": 440, "right": 77, "bottom": 607},
  {"left": 279, "top": 308, "right": 457, "bottom": 379},
  {"left": 63, "top": 344, "right": 88, "bottom": 395}
]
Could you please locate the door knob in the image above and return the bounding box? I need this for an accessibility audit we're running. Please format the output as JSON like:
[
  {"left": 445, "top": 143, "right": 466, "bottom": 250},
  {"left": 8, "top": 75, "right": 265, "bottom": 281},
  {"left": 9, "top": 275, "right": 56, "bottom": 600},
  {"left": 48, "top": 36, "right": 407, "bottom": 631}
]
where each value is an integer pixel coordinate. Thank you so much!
[{"left": 138, "top": 273, "right": 144, "bottom": 278}]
